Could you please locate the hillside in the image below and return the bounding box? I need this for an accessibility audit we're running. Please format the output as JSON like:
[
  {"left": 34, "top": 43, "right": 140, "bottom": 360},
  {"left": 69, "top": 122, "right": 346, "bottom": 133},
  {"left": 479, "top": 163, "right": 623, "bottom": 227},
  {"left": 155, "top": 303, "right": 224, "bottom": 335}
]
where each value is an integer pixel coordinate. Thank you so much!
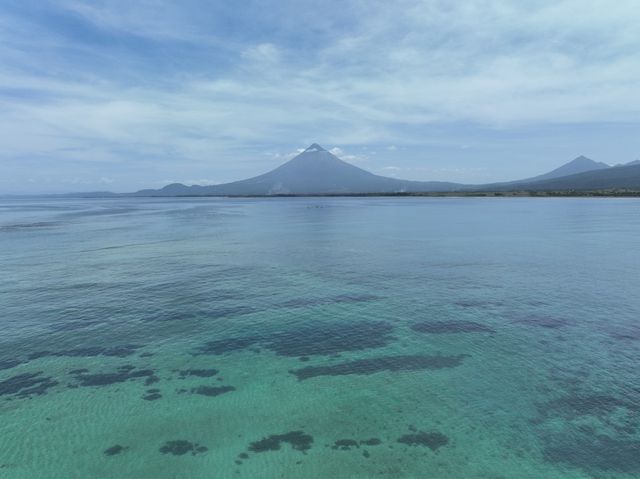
[{"left": 133, "top": 144, "right": 462, "bottom": 196}]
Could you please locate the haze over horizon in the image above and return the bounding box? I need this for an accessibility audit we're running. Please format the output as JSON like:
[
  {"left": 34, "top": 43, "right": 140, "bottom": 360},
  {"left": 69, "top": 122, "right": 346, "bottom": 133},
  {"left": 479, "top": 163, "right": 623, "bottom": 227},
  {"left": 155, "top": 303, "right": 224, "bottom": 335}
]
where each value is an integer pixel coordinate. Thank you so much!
[{"left": 1, "top": 1, "right": 640, "bottom": 194}]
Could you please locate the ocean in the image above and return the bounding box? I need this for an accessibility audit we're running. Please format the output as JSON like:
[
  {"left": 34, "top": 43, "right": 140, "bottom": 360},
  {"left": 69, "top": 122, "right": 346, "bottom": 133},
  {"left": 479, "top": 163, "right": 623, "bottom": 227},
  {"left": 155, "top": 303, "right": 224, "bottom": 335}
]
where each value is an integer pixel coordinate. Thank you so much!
[{"left": 1, "top": 196, "right": 639, "bottom": 478}]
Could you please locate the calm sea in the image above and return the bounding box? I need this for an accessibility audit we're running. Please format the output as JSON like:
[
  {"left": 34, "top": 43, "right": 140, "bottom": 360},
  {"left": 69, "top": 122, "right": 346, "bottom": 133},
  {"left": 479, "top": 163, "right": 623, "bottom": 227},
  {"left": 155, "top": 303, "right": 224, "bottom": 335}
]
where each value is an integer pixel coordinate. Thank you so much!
[{"left": 1, "top": 196, "right": 639, "bottom": 478}]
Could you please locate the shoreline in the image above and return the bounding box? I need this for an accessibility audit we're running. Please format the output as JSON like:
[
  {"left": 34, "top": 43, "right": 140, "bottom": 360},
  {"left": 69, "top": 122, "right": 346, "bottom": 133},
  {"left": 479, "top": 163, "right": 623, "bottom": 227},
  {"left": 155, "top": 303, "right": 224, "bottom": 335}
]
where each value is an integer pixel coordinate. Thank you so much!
[{"left": 4, "top": 190, "right": 640, "bottom": 199}]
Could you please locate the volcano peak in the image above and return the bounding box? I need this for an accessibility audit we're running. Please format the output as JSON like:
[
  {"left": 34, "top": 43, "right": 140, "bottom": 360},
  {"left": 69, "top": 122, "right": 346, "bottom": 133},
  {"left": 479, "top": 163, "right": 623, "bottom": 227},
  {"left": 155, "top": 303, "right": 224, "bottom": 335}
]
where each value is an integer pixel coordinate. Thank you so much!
[{"left": 304, "top": 143, "right": 326, "bottom": 152}]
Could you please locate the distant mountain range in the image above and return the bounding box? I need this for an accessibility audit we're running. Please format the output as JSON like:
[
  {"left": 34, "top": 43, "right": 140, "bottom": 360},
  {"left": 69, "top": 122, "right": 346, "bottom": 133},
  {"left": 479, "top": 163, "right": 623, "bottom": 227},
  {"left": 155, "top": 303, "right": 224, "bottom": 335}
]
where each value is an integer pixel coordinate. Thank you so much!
[
  {"left": 490, "top": 161, "right": 640, "bottom": 191},
  {"left": 509, "top": 155, "right": 610, "bottom": 183},
  {"left": 133, "top": 144, "right": 459, "bottom": 196},
  {"left": 53, "top": 145, "right": 638, "bottom": 197},
  {"left": 128, "top": 143, "right": 640, "bottom": 196}
]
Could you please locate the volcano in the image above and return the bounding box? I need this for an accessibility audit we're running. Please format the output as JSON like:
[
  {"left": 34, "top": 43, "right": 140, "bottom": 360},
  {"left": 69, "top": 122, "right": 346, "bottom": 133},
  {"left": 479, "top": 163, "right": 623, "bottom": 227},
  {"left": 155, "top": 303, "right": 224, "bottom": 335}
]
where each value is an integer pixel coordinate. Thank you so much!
[{"left": 134, "top": 144, "right": 462, "bottom": 196}]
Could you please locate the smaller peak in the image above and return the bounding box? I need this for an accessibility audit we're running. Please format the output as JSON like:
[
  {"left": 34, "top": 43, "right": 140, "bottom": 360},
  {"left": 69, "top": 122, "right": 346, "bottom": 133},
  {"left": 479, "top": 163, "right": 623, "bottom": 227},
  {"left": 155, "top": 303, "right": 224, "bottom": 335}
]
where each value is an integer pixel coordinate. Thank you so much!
[
  {"left": 571, "top": 155, "right": 610, "bottom": 167},
  {"left": 304, "top": 143, "right": 326, "bottom": 152}
]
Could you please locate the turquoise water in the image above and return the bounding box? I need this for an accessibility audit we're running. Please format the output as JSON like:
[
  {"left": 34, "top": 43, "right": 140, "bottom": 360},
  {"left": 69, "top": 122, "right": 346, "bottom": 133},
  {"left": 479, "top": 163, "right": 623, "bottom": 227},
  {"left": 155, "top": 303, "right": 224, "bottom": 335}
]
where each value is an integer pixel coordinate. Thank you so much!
[{"left": 1, "top": 197, "right": 639, "bottom": 479}]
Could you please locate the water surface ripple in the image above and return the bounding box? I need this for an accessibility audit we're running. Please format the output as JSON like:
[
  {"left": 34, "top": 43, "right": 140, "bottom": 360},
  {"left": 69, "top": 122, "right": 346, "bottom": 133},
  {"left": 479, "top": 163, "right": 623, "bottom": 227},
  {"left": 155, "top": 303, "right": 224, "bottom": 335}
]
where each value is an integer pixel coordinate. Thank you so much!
[{"left": 1, "top": 197, "right": 639, "bottom": 478}]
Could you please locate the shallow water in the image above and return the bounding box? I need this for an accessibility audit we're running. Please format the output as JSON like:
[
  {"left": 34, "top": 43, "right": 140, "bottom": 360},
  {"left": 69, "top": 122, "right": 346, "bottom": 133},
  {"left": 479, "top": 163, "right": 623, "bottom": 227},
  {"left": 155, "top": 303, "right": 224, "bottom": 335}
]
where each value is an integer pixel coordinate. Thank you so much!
[{"left": 1, "top": 196, "right": 639, "bottom": 478}]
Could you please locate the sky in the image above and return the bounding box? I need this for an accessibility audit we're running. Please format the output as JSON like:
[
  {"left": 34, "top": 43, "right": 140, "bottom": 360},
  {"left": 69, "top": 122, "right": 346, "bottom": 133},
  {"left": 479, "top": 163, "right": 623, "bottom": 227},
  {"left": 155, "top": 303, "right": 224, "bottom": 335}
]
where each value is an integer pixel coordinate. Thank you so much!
[{"left": 1, "top": 0, "right": 639, "bottom": 193}]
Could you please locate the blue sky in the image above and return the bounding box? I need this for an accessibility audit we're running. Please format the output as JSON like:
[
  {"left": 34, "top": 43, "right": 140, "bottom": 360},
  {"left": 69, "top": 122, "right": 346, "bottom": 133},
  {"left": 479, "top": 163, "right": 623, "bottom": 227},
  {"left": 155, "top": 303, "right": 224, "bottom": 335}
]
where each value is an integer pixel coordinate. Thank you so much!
[{"left": 1, "top": 0, "right": 639, "bottom": 193}]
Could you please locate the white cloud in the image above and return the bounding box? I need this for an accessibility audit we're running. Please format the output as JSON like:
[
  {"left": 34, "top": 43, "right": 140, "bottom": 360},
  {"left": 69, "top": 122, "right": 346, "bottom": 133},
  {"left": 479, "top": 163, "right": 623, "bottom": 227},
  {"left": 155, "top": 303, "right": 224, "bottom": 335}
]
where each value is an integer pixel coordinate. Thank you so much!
[
  {"left": 329, "top": 147, "right": 369, "bottom": 163},
  {"left": 2, "top": 0, "right": 640, "bottom": 191},
  {"left": 241, "top": 43, "right": 281, "bottom": 64},
  {"left": 267, "top": 148, "right": 305, "bottom": 162}
]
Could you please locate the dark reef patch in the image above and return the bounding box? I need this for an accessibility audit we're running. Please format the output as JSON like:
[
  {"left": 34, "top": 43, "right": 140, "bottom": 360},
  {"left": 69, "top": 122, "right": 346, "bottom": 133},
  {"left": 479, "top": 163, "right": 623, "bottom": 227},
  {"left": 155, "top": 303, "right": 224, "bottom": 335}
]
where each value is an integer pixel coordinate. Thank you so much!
[
  {"left": 281, "top": 294, "right": 378, "bottom": 308},
  {"left": 533, "top": 390, "right": 640, "bottom": 453},
  {"left": 142, "top": 311, "right": 198, "bottom": 323},
  {"left": 543, "top": 433, "right": 640, "bottom": 473},
  {"left": 291, "top": 354, "right": 467, "bottom": 380},
  {"left": 454, "top": 300, "right": 504, "bottom": 308},
  {"left": 190, "top": 385, "right": 235, "bottom": 397},
  {"left": 196, "top": 336, "right": 262, "bottom": 355},
  {"left": 145, "top": 305, "right": 260, "bottom": 323},
  {"left": 50, "top": 319, "right": 102, "bottom": 332},
  {"left": 265, "top": 321, "right": 394, "bottom": 357},
  {"left": 411, "top": 320, "right": 495, "bottom": 334},
  {"left": 144, "top": 375, "right": 160, "bottom": 386},
  {"left": 142, "top": 389, "right": 162, "bottom": 401},
  {"left": 248, "top": 431, "right": 313, "bottom": 454},
  {"left": 331, "top": 439, "right": 359, "bottom": 450},
  {"left": 0, "top": 359, "right": 23, "bottom": 371},
  {"left": 104, "top": 445, "right": 127, "bottom": 456},
  {"left": 196, "top": 320, "right": 395, "bottom": 358},
  {"left": 360, "top": 438, "right": 382, "bottom": 446},
  {"left": 28, "top": 344, "right": 141, "bottom": 360},
  {"left": 0, "top": 372, "right": 58, "bottom": 398},
  {"left": 203, "top": 306, "right": 258, "bottom": 320},
  {"left": 538, "top": 394, "right": 628, "bottom": 420},
  {"left": 159, "top": 440, "right": 208, "bottom": 456},
  {"left": 397, "top": 431, "right": 449, "bottom": 451},
  {"left": 71, "top": 368, "right": 155, "bottom": 387},
  {"left": 609, "top": 325, "right": 640, "bottom": 341},
  {"left": 179, "top": 369, "right": 218, "bottom": 378}
]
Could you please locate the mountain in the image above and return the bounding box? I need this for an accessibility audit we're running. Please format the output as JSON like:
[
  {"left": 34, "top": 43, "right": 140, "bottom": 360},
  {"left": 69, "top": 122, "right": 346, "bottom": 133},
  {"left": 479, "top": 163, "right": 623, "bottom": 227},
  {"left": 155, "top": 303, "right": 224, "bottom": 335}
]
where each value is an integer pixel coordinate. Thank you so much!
[
  {"left": 126, "top": 146, "right": 640, "bottom": 196},
  {"left": 494, "top": 163, "right": 640, "bottom": 191},
  {"left": 475, "top": 155, "right": 612, "bottom": 191},
  {"left": 488, "top": 156, "right": 610, "bottom": 188},
  {"left": 522, "top": 155, "right": 610, "bottom": 182},
  {"left": 133, "top": 144, "right": 463, "bottom": 196},
  {"left": 614, "top": 159, "right": 640, "bottom": 167}
]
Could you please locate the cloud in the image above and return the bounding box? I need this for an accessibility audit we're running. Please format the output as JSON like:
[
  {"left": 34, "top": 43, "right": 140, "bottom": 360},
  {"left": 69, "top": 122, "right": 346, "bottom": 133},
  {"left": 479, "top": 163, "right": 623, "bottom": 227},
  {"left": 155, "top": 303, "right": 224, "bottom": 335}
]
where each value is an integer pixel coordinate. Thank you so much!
[
  {"left": 241, "top": 43, "right": 281, "bottom": 64},
  {"left": 329, "top": 147, "right": 368, "bottom": 163},
  {"left": 267, "top": 148, "right": 305, "bottom": 162},
  {"left": 1, "top": 0, "right": 640, "bottom": 191}
]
